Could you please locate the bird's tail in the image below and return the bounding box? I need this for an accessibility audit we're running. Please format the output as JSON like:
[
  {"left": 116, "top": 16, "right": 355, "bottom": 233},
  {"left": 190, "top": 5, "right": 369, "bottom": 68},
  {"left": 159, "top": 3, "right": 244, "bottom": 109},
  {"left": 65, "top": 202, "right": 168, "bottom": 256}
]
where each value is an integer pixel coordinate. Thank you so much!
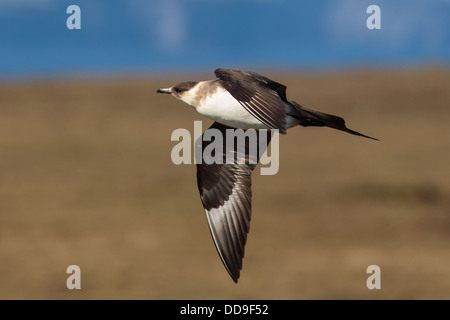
[{"left": 288, "top": 101, "right": 378, "bottom": 141}]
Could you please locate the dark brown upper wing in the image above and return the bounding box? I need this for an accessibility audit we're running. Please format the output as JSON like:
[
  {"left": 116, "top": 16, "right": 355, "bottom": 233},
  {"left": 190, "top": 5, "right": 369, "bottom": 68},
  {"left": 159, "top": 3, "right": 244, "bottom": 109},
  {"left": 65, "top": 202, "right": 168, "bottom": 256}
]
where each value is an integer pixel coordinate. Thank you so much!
[
  {"left": 196, "top": 121, "right": 273, "bottom": 282},
  {"left": 214, "top": 68, "right": 288, "bottom": 134}
]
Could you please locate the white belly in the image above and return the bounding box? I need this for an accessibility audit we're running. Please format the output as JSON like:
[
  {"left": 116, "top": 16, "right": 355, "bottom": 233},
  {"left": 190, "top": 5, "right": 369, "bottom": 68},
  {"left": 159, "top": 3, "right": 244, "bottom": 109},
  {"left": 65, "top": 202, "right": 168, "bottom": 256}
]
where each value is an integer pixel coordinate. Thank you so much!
[
  {"left": 196, "top": 87, "right": 270, "bottom": 129},
  {"left": 195, "top": 85, "right": 300, "bottom": 130}
]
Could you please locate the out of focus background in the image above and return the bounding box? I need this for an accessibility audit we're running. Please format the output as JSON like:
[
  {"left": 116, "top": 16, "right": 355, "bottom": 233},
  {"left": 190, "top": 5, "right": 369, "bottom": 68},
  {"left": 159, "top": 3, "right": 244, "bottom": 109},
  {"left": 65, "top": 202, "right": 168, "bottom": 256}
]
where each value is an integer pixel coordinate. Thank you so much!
[{"left": 0, "top": 0, "right": 449, "bottom": 299}]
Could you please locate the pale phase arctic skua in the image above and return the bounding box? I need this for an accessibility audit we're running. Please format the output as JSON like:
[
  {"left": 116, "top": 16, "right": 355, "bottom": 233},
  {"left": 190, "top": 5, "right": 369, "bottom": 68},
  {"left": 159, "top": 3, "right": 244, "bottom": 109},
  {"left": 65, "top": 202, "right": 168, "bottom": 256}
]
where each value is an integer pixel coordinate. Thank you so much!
[{"left": 157, "top": 68, "right": 377, "bottom": 283}]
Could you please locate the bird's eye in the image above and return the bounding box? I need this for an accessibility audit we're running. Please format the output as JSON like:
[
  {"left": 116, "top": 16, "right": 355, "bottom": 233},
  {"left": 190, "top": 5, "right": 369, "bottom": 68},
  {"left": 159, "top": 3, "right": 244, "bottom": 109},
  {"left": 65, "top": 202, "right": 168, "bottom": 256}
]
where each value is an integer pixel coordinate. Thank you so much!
[{"left": 175, "top": 88, "right": 183, "bottom": 93}]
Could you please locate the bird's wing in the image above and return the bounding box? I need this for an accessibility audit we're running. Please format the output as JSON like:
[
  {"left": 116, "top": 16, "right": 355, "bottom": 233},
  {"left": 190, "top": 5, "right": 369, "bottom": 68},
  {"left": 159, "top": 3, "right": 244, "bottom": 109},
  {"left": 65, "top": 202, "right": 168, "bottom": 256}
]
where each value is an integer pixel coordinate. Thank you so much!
[
  {"left": 214, "top": 68, "right": 288, "bottom": 134},
  {"left": 196, "top": 121, "right": 273, "bottom": 282}
]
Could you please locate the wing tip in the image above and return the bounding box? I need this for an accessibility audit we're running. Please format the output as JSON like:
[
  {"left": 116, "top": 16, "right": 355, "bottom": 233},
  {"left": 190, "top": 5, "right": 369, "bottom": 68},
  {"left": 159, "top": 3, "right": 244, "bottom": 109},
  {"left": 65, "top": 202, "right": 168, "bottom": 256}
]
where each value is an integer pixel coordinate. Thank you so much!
[
  {"left": 224, "top": 263, "right": 241, "bottom": 283},
  {"left": 205, "top": 209, "right": 244, "bottom": 284}
]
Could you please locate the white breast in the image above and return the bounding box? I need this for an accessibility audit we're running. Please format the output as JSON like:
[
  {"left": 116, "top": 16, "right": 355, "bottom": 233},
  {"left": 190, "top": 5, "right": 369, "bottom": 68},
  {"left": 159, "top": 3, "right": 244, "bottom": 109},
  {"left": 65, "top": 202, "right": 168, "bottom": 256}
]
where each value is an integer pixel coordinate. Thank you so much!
[{"left": 196, "top": 85, "right": 270, "bottom": 129}]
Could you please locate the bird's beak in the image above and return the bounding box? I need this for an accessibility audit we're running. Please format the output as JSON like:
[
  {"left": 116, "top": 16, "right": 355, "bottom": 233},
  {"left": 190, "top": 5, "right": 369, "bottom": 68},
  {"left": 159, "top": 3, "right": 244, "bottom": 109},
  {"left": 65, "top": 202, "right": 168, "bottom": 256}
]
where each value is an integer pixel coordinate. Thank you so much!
[{"left": 157, "top": 88, "right": 171, "bottom": 94}]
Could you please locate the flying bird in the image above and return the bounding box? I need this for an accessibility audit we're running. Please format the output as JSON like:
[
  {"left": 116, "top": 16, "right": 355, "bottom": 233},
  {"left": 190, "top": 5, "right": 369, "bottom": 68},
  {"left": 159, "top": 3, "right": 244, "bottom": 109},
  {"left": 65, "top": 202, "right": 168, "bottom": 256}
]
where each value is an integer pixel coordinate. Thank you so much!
[{"left": 157, "top": 68, "right": 377, "bottom": 283}]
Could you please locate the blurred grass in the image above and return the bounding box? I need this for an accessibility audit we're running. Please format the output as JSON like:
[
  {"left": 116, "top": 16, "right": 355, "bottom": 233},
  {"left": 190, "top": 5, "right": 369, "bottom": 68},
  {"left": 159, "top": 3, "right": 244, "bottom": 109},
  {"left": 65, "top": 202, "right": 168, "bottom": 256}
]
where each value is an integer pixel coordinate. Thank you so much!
[{"left": 0, "top": 68, "right": 449, "bottom": 299}]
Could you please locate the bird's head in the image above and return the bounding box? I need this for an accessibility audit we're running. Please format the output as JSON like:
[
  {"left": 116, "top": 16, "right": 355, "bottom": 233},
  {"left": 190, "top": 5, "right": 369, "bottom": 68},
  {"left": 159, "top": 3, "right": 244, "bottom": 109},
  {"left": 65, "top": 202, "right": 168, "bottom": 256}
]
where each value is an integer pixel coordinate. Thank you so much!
[{"left": 157, "top": 81, "right": 199, "bottom": 107}]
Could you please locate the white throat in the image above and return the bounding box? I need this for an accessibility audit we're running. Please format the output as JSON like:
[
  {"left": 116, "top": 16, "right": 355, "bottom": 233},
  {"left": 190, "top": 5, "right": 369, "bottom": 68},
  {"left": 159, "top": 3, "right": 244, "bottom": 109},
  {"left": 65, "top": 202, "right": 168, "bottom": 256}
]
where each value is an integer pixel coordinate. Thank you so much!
[{"left": 176, "top": 82, "right": 204, "bottom": 108}]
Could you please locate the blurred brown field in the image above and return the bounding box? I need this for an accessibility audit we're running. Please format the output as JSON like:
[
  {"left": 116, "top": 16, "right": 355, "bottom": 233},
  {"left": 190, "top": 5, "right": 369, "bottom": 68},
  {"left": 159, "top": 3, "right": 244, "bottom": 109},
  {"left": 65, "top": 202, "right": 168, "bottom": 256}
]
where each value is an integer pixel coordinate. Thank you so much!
[{"left": 0, "top": 68, "right": 449, "bottom": 299}]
